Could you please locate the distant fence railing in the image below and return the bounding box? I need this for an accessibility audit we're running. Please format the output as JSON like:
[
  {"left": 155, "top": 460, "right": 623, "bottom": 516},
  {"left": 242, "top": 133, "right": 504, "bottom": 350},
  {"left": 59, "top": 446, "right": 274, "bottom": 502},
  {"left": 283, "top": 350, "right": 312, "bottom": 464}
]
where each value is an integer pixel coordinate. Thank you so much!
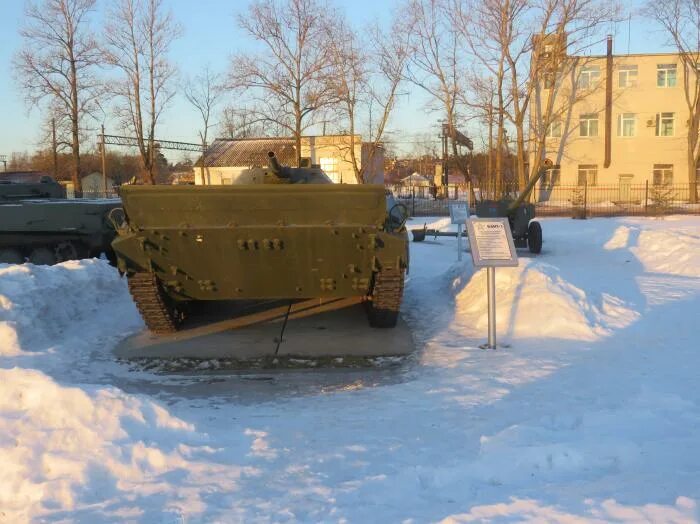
[
  {"left": 388, "top": 183, "right": 700, "bottom": 218},
  {"left": 68, "top": 190, "right": 120, "bottom": 199}
]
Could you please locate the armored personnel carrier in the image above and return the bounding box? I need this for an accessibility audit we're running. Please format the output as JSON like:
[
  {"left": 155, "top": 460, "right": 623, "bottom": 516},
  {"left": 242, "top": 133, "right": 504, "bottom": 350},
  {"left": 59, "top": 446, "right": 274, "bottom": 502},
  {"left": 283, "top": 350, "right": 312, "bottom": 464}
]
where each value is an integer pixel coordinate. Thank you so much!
[
  {"left": 0, "top": 172, "right": 121, "bottom": 264},
  {"left": 112, "top": 153, "right": 410, "bottom": 334}
]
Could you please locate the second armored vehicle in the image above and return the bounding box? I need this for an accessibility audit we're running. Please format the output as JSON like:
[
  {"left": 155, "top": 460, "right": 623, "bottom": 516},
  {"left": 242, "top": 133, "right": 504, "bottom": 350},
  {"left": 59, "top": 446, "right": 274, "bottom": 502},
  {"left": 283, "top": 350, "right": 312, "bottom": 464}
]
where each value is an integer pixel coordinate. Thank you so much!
[
  {"left": 112, "top": 153, "right": 410, "bottom": 333},
  {"left": 0, "top": 172, "right": 121, "bottom": 264}
]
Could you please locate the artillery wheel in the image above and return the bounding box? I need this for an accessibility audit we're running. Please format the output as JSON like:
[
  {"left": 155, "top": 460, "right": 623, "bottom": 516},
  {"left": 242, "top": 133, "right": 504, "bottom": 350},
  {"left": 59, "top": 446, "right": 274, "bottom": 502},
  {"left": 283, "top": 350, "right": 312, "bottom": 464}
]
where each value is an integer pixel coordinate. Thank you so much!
[
  {"left": 366, "top": 266, "right": 405, "bottom": 328},
  {"left": 0, "top": 248, "right": 24, "bottom": 264},
  {"left": 127, "top": 272, "right": 186, "bottom": 334},
  {"left": 528, "top": 221, "right": 543, "bottom": 254},
  {"left": 29, "top": 247, "right": 57, "bottom": 265}
]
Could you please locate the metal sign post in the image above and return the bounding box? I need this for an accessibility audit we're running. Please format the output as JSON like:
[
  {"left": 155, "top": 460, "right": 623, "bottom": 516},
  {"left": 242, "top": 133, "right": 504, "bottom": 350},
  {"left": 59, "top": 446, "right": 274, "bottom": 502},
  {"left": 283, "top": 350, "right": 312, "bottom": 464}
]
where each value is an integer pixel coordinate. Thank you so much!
[
  {"left": 449, "top": 199, "right": 470, "bottom": 261},
  {"left": 466, "top": 218, "right": 519, "bottom": 349}
]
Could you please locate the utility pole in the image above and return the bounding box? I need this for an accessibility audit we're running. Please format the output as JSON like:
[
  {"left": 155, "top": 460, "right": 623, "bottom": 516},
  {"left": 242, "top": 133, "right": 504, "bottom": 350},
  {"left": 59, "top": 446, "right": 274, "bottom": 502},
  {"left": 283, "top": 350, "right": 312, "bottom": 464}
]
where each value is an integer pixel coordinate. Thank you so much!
[
  {"left": 0, "top": 155, "right": 7, "bottom": 172},
  {"left": 51, "top": 118, "right": 58, "bottom": 179},
  {"left": 100, "top": 125, "right": 108, "bottom": 196},
  {"left": 441, "top": 122, "right": 449, "bottom": 188}
]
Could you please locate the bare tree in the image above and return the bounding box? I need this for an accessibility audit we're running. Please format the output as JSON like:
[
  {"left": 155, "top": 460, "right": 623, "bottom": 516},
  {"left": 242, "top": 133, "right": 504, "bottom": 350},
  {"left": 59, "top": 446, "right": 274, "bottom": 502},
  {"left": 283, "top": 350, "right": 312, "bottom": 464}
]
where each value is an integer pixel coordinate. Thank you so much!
[
  {"left": 645, "top": 0, "right": 700, "bottom": 203},
  {"left": 405, "top": 0, "right": 474, "bottom": 197},
  {"left": 184, "top": 66, "right": 223, "bottom": 149},
  {"left": 467, "top": 74, "right": 498, "bottom": 194},
  {"left": 327, "top": 17, "right": 411, "bottom": 183},
  {"left": 219, "top": 106, "right": 268, "bottom": 139},
  {"left": 527, "top": 0, "right": 621, "bottom": 185},
  {"left": 184, "top": 66, "right": 223, "bottom": 184},
  {"left": 103, "top": 0, "right": 181, "bottom": 184},
  {"left": 229, "top": 0, "right": 337, "bottom": 167},
  {"left": 454, "top": 0, "right": 530, "bottom": 192},
  {"left": 15, "top": 0, "right": 102, "bottom": 192}
]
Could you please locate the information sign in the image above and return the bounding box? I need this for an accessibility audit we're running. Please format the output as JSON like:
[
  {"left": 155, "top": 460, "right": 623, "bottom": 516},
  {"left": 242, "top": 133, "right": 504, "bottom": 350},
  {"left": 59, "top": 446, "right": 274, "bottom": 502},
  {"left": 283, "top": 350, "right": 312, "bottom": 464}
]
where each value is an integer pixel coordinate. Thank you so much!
[
  {"left": 466, "top": 218, "right": 518, "bottom": 268},
  {"left": 449, "top": 201, "right": 469, "bottom": 224},
  {"left": 465, "top": 218, "right": 519, "bottom": 349},
  {"left": 448, "top": 201, "right": 469, "bottom": 261}
]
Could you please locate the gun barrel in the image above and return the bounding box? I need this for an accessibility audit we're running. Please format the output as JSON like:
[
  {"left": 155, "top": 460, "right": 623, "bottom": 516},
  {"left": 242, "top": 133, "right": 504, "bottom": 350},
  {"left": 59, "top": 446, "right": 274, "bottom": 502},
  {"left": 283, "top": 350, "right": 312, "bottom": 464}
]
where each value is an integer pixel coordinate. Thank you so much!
[
  {"left": 267, "top": 151, "right": 284, "bottom": 176},
  {"left": 507, "top": 164, "right": 549, "bottom": 212}
]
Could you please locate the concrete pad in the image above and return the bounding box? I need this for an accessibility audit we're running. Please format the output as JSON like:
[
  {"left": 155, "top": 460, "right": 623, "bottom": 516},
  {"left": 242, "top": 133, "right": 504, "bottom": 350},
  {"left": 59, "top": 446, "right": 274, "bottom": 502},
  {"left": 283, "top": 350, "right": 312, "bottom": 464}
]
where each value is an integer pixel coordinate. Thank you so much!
[{"left": 114, "top": 298, "right": 414, "bottom": 360}]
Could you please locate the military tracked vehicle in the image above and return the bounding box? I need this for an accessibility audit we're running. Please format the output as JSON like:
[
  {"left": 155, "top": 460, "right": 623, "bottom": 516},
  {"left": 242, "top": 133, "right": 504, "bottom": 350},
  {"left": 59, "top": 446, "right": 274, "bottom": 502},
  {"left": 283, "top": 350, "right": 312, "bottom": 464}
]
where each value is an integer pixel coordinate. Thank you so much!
[
  {"left": 0, "top": 172, "right": 121, "bottom": 265},
  {"left": 112, "top": 152, "right": 410, "bottom": 334}
]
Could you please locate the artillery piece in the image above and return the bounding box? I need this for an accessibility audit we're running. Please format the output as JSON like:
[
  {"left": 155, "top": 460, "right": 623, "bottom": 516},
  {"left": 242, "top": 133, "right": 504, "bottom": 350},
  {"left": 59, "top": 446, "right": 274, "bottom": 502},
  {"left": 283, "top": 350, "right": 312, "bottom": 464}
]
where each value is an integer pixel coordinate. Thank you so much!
[
  {"left": 475, "top": 163, "right": 551, "bottom": 254},
  {"left": 112, "top": 152, "right": 410, "bottom": 334}
]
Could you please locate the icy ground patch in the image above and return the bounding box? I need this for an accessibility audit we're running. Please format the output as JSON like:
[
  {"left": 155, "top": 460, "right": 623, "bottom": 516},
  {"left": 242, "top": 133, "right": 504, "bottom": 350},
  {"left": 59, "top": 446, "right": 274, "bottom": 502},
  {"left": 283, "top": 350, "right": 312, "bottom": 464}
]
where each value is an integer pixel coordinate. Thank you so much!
[{"left": 1, "top": 217, "right": 700, "bottom": 522}]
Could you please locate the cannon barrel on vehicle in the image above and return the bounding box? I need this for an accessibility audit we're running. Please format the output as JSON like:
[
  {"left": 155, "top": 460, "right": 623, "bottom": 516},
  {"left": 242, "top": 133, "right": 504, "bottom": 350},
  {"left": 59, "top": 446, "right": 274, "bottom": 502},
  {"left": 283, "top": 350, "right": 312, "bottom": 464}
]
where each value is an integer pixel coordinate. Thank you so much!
[{"left": 267, "top": 151, "right": 288, "bottom": 178}]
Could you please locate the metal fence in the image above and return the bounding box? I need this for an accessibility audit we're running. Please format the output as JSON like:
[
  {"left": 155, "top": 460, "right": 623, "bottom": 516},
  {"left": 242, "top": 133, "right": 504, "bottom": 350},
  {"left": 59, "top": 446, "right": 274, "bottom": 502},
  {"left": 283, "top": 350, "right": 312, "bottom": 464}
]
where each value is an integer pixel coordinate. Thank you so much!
[
  {"left": 68, "top": 190, "right": 120, "bottom": 199},
  {"left": 388, "top": 183, "right": 700, "bottom": 218}
]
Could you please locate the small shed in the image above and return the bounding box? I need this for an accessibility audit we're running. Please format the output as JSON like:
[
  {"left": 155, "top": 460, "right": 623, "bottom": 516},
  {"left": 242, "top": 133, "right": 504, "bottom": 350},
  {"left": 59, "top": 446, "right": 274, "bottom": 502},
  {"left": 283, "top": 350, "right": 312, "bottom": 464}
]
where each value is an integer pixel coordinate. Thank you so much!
[
  {"left": 81, "top": 172, "right": 115, "bottom": 197},
  {"left": 400, "top": 172, "right": 432, "bottom": 186}
]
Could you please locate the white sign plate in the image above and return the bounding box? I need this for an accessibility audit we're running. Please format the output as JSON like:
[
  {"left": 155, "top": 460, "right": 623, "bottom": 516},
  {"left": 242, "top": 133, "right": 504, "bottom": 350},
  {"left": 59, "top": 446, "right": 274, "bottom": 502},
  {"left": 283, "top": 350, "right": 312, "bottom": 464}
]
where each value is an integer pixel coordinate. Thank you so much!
[
  {"left": 449, "top": 201, "right": 469, "bottom": 224},
  {"left": 466, "top": 218, "right": 519, "bottom": 267}
]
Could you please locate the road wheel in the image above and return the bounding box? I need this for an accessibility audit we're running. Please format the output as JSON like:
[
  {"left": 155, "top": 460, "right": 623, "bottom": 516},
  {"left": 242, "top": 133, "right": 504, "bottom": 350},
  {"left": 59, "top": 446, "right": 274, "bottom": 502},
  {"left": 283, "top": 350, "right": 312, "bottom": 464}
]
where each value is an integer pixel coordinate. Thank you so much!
[
  {"left": 55, "top": 241, "right": 82, "bottom": 262},
  {"left": 29, "top": 247, "right": 57, "bottom": 265},
  {"left": 0, "top": 248, "right": 24, "bottom": 264},
  {"left": 528, "top": 221, "right": 543, "bottom": 254},
  {"left": 366, "top": 266, "right": 405, "bottom": 328}
]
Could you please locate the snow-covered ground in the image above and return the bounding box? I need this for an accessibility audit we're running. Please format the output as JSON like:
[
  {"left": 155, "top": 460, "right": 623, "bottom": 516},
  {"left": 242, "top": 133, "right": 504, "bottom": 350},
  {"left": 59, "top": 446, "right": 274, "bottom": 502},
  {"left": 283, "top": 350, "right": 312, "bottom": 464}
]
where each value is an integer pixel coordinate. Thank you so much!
[{"left": 1, "top": 216, "right": 700, "bottom": 523}]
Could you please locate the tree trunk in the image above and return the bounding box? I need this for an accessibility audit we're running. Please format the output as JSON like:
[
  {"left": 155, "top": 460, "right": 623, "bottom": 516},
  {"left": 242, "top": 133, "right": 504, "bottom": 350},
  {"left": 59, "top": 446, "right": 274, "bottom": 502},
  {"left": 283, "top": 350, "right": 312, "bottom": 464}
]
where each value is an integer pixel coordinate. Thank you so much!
[
  {"left": 71, "top": 123, "right": 82, "bottom": 193},
  {"left": 69, "top": 45, "right": 82, "bottom": 193},
  {"left": 688, "top": 145, "right": 698, "bottom": 204},
  {"left": 487, "top": 106, "right": 493, "bottom": 197},
  {"left": 515, "top": 124, "right": 527, "bottom": 190}
]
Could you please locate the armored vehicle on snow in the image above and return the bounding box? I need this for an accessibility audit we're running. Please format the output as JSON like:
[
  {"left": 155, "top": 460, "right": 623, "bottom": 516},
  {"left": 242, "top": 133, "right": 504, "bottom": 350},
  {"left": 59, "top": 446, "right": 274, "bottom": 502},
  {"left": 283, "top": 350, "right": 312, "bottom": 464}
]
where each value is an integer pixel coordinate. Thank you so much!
[
  {"left": 112, "top": 152, "right": 410, "bottom": 334},
  {"left": 0, "top": 172, "right": 122, "bottom": 265}
]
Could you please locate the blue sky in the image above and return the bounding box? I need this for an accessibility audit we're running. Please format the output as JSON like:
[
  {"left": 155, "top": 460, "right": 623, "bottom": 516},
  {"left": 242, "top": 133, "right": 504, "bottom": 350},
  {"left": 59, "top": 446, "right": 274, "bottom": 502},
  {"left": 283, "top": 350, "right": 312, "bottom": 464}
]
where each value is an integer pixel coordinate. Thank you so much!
[{"left": 0, "top": 0, "right": 673, "bottom": 160}]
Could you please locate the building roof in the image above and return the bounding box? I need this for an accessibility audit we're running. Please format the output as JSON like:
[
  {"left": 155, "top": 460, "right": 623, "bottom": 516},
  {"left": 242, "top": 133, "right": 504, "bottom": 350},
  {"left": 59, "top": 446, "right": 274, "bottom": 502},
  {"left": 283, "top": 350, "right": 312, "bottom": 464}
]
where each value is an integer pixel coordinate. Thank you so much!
[
  {"left": 200, "top": 138, "right": 296, "bottom": 168},
  {"left": 401, "top": 173, "right": 431, "bottom": 185}
]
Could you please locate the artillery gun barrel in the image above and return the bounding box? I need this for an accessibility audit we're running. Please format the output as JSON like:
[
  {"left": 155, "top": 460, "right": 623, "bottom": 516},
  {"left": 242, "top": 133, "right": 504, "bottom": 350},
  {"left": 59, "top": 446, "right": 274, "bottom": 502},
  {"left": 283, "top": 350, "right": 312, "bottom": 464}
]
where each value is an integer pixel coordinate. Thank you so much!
[
  {"left": 267, "top": 151, "right": 289, "bottom": 178},
  {"left": 506, "top": 164, "right": 550, "bottom": 213}
]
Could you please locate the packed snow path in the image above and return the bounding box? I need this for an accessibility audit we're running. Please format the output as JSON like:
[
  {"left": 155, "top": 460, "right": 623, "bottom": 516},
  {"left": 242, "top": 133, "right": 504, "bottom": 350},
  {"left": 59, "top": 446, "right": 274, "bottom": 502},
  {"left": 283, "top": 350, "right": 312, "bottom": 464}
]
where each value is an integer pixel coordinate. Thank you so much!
[{"left": 1, "top": 217, "right": 699, "bottom": 522}]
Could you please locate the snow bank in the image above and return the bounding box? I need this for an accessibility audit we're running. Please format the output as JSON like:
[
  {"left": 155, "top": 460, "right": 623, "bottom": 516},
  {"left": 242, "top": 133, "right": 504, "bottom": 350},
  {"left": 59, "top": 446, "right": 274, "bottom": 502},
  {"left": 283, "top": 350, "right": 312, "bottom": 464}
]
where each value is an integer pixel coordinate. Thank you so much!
[
  {"left": 454, "top": 260, "right": 639, "bottom": 341},
  {"left": 0, "top": 367, "right": 253, "bottom": 522},
  {"left": 0, "top": 260, "right": 136, "bottom": 356},
  {"left": 604, "top": 221, "right": 700, "bottom": 278}
]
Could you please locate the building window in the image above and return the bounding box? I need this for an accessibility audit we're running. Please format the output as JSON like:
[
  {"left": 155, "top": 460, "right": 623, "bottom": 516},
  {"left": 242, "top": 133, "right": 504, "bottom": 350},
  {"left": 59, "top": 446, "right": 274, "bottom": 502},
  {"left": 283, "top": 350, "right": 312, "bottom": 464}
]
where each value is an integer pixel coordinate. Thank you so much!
[
  {"left": 578, "top": 65, "right": 600, "bottom": 89},
  {"left": 543, "top": 165, "right": 561, "bottom": 186},
  {"left": 320, "top": 157, "right": 340, "bottom": 183},
  {"left": 618, "top": 65, "right": 638, "bottom": 87},
  {"left": 653, "top": 164, "right": 673, "bottom": 185},
  {"left": 656, "top": 112, "right": 675, "bottom": 136},
  {"left": 579, "top": 113, "right": 599, "bottom": 137},
  {"left": 578, "top": 164, "right": 598, "bottom": 186},
  {"left": 657, "top": 64, "right": 677, "bottom": 87},
  {"left": 617, "top": 113, "right": 636, "bottom": 137},
  {"left": 546, "top": 121, "right": 562, "bottom": 138}
]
